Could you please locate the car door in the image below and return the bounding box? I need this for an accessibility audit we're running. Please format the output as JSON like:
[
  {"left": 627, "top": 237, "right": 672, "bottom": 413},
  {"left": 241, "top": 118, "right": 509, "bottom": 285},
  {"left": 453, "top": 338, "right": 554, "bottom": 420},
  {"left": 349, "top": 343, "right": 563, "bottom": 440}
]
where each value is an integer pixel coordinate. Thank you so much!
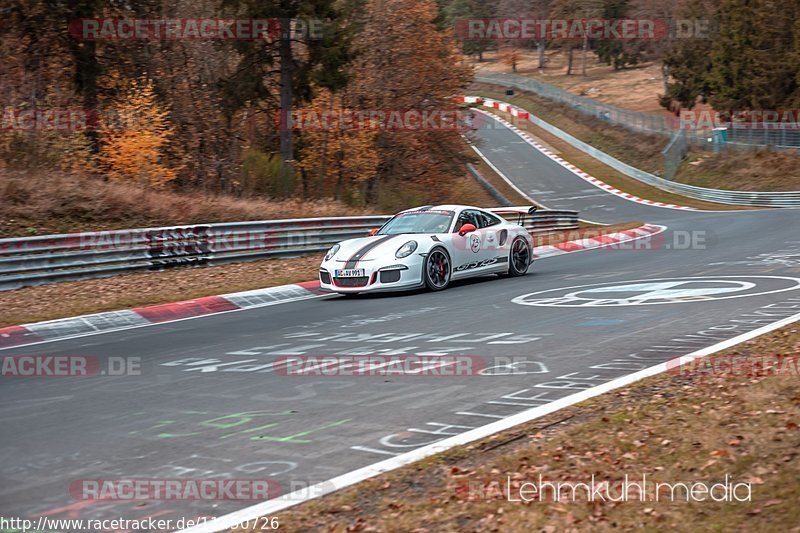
[
  {"left": 475, "top": 209, "right": 508, "bottom": 265},
  {"left": 451, "top": 209, "right": 495, "bottom": 277}
]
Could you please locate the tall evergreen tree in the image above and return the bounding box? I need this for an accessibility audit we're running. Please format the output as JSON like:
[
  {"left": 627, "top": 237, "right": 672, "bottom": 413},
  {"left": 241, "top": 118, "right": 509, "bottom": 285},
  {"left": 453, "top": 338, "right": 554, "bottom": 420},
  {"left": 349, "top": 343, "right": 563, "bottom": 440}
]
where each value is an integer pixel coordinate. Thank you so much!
[
  {"left": 443, "top": 0, "right": 495, "bottom": 62},
  {"left": 707, "top": 0, "right": 799, "bottom": 111},
  {"left": 220, "top": 0, "right": 350, "bottom": 164},
  {"left": 594, "top": 0, "right": 641, "bottom": 70}
]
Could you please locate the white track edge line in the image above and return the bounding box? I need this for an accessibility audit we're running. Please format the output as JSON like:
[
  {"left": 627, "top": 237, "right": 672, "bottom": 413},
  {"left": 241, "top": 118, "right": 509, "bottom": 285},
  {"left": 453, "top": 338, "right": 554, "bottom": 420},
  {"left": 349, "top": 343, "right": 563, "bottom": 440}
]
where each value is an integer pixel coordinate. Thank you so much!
[{"left": 180, "top": 311, "right": 800, "bottom": 533}]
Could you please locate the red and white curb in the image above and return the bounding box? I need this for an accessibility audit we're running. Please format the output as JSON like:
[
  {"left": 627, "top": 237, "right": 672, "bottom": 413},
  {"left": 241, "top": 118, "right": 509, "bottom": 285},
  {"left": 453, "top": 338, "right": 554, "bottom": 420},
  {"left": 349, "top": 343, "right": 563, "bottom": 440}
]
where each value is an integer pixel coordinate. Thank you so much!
[
  {"left": 457, "top": 96, "right": 695, "bottom": 211},
  {"left": 533, "top": 223, "right": 665, "bottom": 259},
  {"left": 0, "top": 281, "right": 324, "bottom": 350},
  {"left": 0, "top": 225, "right": 664, "bottom": 350}
]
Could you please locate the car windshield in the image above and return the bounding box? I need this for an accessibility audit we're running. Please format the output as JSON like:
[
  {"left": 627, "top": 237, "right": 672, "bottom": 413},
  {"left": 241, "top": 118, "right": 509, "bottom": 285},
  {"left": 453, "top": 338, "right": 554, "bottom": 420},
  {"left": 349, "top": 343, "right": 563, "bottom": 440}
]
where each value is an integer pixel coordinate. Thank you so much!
[{"left": 377, "top": 211, "right": 454, "bottom": 235}]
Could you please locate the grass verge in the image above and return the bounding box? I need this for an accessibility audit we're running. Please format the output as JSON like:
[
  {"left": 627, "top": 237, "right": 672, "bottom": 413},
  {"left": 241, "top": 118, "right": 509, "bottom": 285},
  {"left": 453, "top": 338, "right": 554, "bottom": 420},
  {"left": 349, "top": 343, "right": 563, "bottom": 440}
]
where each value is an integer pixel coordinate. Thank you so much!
[{"left": 240, "top": 322, "right": 800, "bottom": 532}]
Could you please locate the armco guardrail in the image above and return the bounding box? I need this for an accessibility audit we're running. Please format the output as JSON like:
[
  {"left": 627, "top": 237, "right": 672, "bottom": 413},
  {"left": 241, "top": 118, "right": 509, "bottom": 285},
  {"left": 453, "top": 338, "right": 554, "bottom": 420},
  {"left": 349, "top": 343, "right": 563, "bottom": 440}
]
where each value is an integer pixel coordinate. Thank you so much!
[
  {"left": 0, "top": 211, "right": 578, "bottom": 291},
  {"left": 468, "top": 96, "right": 800, "bottom": 207}
]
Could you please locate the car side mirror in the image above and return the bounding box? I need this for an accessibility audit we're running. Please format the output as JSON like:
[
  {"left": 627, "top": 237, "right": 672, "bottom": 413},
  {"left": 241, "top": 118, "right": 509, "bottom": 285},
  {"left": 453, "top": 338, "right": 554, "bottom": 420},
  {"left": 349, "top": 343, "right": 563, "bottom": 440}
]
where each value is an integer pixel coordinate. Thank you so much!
[
  {"left": 458, "top": 223, "right": 477, "bottom": 237},
  {"left": 528, "top": 206, "right": 538, "bottom": 214},
  {"left": 368, "top": 228, "right": 379, "bottom": 236}
]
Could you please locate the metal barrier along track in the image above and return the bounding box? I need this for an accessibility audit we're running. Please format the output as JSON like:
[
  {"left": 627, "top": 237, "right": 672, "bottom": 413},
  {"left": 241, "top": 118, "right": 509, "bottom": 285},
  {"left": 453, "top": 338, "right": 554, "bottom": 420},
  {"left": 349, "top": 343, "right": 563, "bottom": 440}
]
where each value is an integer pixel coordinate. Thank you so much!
[
  {"left": 522, "top": 110, "right": 800, "bottom": 207},
  {"left": 0, "top": 211, "right": 579, "bottom": 291}
]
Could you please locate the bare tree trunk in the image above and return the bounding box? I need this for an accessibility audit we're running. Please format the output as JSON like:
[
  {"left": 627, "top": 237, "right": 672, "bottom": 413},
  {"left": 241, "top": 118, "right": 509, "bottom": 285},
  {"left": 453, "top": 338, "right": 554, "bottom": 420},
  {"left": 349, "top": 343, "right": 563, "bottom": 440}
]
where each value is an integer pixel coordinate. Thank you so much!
[
  {"left": 278, "top": 17, "right": 294, "bottom": 164},
  {"left": 566, "top": 45, "right": 574, "bottom": 75},
  {"left": 537, "top": 39, "right": 546, "bottom": 70},
  {"left": 334, "top": 165, "right": 344, "bottom": 200},
  {"left": 70, "top": 39, "right": 99, "bottom": 154},
  {"left": 365, "top": 175, "right": 379, "bottom": 205},
  {"left": 317, "top": 95, "right": 333, "bottom": 198},
  {"left": 581, "top": 33, "right": 589, "bottom": 77},
  {"left": 67, "top": 2, "right": 101, "bottom": 155}
]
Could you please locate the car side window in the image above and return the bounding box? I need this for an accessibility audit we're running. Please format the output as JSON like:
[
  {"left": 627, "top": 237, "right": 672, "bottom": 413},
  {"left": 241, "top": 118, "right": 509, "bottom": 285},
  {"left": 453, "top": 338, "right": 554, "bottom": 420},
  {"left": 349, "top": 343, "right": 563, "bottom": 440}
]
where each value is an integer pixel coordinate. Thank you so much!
[
  {"left": 478, "top": 211, "right": 502, "bottom": 228},
  {"left": 454, "top": 210, "right": 479, "bottom": 232}
]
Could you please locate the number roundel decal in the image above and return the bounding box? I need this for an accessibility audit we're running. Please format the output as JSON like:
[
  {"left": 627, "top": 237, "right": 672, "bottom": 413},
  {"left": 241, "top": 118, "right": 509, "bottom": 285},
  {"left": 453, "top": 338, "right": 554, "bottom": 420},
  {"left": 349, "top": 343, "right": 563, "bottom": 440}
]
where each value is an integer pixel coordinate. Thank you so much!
[{"left": 470, "top": 234, "right": 481, "bottom": 253}]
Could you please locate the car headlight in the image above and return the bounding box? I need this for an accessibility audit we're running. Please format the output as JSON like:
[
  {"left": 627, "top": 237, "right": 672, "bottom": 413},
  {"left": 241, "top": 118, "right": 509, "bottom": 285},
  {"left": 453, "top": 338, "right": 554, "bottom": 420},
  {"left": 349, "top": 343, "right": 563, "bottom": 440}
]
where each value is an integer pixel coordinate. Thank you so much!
[
  {"left": 324, "top": 244, "right": 340, "bottom": 261},
  {"left": 395, "top": 240, "right": 418, "bottom": 258}
]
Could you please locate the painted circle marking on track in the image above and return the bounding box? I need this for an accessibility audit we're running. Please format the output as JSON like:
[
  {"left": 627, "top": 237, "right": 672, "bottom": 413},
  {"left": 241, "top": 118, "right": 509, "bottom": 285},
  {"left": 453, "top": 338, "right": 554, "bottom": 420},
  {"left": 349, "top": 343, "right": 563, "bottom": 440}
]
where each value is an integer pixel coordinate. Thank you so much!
[{"left": 512, "top": 276, "right": 800, "bottom": 307}]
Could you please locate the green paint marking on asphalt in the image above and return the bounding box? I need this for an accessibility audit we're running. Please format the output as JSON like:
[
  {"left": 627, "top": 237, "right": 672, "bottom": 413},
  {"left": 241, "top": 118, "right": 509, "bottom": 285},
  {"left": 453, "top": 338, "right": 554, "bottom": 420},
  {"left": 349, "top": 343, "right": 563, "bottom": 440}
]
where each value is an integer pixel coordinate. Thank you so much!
[
  {"left": 252, "top": 418, "right": 352, "bottom": 443},
  {"left": 220, "top": 422, "right": 281, "bottom": 440},
  {"left": 200, "top": 410, "right": 294, "bottom": 430},
  {"left": 155, "top": 410, "right": 294, "bottom": 439}
]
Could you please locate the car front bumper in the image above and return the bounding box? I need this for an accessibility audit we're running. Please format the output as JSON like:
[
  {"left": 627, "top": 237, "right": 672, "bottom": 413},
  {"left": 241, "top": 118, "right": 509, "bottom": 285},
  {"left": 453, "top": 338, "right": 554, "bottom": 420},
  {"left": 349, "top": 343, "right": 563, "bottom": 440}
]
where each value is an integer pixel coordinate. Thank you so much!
[{"left": 319, "top": 257, "right": 424, "bottom": 293}]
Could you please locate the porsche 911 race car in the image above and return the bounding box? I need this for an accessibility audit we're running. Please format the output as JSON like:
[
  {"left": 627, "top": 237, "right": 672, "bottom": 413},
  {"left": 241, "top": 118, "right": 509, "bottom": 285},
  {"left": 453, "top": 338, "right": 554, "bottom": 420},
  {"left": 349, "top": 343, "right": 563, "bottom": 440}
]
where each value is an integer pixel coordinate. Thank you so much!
[{"left": 319, "top": 205, "right": 536, "bottom": 294}]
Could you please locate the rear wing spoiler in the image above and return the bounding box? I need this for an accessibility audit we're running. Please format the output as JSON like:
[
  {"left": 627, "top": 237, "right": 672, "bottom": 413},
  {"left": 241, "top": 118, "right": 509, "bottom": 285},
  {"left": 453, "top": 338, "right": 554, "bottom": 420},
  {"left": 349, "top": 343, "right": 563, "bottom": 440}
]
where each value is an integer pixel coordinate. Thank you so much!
[
  {"left": 486, "top": 206, "right": 538, "bottom": 216},
  {"left": 486, "top": 206, "right": 538, "bottom": 226}
]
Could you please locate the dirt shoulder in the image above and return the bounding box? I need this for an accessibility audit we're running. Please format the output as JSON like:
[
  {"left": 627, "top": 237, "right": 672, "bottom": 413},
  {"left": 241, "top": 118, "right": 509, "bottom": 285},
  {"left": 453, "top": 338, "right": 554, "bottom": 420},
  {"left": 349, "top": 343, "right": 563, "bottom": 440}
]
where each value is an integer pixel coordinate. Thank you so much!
[{"left": 246, "top": 322, "right": 800, "bottom": 533}]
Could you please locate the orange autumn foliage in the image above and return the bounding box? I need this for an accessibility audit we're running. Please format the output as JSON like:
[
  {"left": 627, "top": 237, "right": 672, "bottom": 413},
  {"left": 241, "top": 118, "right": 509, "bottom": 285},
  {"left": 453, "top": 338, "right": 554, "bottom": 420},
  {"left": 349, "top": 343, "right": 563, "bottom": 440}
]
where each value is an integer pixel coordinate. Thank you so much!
[
  {"left": 99, "top": 77, "right": 178, "bottom": 188},
  {"left": 297, "top": 88, "right": 379, "bottom": 201}
]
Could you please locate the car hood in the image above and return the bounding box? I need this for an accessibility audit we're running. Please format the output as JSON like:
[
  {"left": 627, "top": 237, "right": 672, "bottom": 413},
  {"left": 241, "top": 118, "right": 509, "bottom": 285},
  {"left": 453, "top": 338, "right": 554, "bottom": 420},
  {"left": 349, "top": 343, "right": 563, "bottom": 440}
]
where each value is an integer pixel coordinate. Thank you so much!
[{"left": 329, "top": 234, "right": 413, "bottom": 262}]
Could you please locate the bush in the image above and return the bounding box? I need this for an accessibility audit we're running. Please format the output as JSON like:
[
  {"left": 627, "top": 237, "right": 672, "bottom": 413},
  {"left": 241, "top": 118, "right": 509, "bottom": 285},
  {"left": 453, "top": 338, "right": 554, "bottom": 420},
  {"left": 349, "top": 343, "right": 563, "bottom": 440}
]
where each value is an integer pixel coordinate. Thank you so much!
[{"left": 240, "top": 148, "right": 296, "bottom": 198}]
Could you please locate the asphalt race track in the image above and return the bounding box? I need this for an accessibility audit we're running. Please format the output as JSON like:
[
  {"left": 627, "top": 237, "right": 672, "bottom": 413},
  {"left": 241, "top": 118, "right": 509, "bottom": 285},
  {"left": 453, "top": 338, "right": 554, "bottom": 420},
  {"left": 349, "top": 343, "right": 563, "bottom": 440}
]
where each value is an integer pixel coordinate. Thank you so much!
[{"left": 2, "top": 114, "right": 799, "bottom": 529}]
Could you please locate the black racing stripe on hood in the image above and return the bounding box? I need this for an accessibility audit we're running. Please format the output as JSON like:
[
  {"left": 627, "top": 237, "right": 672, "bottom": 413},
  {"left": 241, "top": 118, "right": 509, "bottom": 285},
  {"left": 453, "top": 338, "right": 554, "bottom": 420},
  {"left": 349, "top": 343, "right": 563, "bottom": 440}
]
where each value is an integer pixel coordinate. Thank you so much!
[{"left": 344, "top": 235, "right": 396, "bottom": 269}]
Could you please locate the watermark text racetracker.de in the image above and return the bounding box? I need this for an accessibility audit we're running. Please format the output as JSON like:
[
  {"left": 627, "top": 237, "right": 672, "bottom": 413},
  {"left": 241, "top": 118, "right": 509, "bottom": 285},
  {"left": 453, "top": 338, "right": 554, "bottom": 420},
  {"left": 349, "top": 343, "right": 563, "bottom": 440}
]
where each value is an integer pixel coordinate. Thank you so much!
[
  {"left": 69, "top": 18, "right": 324, "bottom": 40},
  {"left": 454, "top": 18, "right": 714, "bottom": 41},
  {"left": 270, "top": 355, "right": 550, "bottom": 377},
  {"left": 69, "top": 478, "right": 280, "bottom": 501},
  {"left": 532, "top": 228, "right": 712, "bottom": 251},
  {"left": 0, "top": 355, "right": 140, "bottom": 378},
  {"left": 275, "top": 354, "right": 490, "bottom": 377},
  {"left": 278, "top": 108, "right": 471, "bottom": 132},
  {"left": 667, "top": 354, "right": 800, "bottom": 380}
]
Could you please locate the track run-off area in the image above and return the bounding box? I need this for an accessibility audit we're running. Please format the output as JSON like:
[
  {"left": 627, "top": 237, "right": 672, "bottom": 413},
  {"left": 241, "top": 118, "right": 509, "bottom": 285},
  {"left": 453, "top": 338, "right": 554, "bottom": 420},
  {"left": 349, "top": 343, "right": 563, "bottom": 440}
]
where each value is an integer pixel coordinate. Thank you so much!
[{"left": 2, "top": 112, "right": 799, "bottom": 532}]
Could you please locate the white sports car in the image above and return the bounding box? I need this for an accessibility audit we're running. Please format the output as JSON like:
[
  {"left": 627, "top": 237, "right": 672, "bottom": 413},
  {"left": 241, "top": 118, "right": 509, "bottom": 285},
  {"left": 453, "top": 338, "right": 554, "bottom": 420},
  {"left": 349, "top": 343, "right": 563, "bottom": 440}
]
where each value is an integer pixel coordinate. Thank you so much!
[{"left": 319, "top": 205, "right": 536, "bottom": 294}]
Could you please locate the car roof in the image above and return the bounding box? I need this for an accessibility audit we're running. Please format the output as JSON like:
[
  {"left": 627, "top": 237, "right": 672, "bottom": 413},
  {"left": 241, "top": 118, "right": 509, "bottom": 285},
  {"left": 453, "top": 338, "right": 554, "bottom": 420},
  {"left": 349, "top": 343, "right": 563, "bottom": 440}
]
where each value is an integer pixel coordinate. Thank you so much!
[{"left": 399, "top": 204, "right": 483, "bottom": 214}]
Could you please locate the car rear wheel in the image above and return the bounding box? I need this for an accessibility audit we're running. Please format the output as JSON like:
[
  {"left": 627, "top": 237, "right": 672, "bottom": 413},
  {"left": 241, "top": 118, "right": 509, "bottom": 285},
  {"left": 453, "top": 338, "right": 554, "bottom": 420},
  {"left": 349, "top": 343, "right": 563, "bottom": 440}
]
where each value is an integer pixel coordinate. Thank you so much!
[
  {"left": 424, "top": 247, "right": 451, "bottom": 291},
  {"left": 506, "top": 237, "right": 531, "bottom": 277}
]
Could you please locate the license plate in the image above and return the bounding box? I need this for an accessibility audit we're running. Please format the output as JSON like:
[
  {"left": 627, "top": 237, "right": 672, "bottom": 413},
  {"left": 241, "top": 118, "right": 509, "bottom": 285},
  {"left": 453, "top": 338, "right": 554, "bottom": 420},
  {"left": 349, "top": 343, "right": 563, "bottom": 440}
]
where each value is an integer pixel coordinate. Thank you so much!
[{"left": 335, "top": 268, "right": 365, "bottom": 278}]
